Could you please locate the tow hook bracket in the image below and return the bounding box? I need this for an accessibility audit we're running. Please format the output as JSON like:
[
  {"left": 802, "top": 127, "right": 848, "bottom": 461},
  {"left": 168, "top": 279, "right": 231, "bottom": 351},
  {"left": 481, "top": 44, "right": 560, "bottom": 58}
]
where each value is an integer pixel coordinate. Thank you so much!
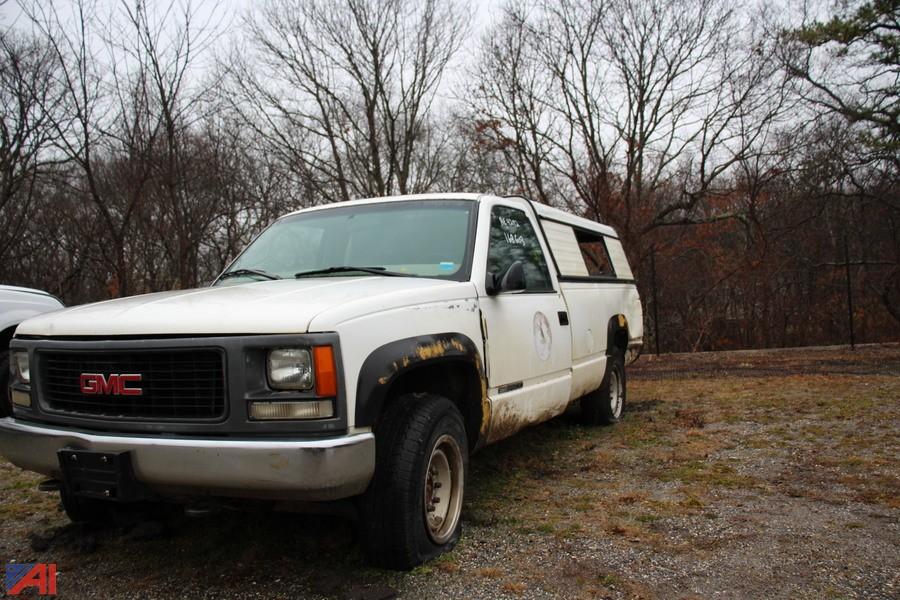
[{"left": 57, "top": 448, "right": 149, "bottom": 502}]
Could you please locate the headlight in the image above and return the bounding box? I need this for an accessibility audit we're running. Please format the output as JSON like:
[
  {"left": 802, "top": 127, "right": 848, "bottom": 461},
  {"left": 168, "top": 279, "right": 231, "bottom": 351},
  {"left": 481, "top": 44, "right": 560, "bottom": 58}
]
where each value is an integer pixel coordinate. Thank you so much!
[
  {"left": 267, "top": 348, "right": 313, "bottom": 390},
  {"left": 12, "top": 351, "right": 30, "bottom": 383}
]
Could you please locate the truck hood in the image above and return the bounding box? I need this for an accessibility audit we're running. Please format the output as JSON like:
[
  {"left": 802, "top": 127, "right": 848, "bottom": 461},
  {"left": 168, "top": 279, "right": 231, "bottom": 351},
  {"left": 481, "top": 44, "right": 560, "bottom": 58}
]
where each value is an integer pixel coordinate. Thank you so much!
[{"left": 16, "top": 277, "right": 476, "bottom": 337}]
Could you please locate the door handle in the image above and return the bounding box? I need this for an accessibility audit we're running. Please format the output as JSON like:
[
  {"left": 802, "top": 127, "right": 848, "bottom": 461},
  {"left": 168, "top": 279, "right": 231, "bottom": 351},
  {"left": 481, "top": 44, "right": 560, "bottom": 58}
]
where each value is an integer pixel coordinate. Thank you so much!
[{"left": 558, "top": 311, "right": 569, "bottom": 326}]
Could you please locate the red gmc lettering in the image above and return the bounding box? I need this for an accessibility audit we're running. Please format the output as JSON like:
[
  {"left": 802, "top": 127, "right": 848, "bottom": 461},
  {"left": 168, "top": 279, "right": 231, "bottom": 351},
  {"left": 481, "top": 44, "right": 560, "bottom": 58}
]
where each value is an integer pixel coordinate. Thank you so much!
[{"left": 79, "top": 373, "right": 143, "bottom": 396}]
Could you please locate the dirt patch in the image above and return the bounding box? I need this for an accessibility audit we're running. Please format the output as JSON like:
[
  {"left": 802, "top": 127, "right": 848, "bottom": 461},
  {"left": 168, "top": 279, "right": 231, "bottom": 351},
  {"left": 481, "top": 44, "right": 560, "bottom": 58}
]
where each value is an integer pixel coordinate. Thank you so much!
[{"left": 1, "top": 345, "right": 898, "bottom": 599}]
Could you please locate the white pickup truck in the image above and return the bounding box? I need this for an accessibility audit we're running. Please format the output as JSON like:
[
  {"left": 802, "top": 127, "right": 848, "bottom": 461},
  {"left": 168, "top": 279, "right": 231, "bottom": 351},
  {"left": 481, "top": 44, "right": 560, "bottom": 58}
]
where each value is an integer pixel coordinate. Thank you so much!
[
  {"left": 1, "top": 285, "right": 65, "bottom": 418},
  {"left": 1, "top": 194, "right": 642, "bottom": 569}
]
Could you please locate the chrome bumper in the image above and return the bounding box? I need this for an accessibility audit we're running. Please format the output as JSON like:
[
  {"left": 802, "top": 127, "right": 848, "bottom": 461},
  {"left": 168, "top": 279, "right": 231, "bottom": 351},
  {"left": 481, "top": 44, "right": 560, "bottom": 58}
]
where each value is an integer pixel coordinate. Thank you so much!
[
  {"left": 0, "top": 418, "right": 374, "bottom": 501},
  {"left": 626, "top": 338, "right": 644, "bottom": 364}
]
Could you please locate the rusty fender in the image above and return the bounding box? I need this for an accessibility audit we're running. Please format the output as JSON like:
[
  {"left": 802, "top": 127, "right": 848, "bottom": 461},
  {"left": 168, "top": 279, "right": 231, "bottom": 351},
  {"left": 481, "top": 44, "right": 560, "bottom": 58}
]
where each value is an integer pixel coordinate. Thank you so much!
[{"left": 355, "top": 333, "right": 489, "bottom": 447}]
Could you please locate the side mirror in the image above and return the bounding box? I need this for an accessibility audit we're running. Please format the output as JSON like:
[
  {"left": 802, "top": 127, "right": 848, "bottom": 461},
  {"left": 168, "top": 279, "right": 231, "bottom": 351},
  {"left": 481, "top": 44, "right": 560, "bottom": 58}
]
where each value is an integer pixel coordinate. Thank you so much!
[{"left": 486, "top": 261, "right": 526, "bottom": 296}]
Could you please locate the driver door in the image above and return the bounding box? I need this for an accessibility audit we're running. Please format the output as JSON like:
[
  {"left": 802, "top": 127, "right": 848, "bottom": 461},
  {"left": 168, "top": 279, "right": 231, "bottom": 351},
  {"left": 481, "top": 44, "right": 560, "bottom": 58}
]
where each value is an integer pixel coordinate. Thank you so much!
[{"left": 474, "top": 197, "right": 572, "bottom": 443}]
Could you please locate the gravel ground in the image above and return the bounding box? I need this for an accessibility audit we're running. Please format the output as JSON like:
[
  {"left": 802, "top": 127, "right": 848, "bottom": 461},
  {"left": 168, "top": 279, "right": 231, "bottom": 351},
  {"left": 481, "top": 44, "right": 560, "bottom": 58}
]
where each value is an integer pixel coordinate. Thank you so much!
[{"left": 1, "top": 344, "right": 898, "bottom": 599}]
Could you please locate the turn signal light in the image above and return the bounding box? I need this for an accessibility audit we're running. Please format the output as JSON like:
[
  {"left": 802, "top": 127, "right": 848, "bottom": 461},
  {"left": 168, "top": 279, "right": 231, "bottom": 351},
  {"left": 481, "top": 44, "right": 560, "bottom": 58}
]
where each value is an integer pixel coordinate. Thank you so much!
[
  {"left": 11, "top": 389, "right": 31, "bottom": 408},
  {"left": 313, "top": 346, "right": 337, "bottom": 397},
  {"left": 249, "top": 400, "right": 334, "bottom": 420}
]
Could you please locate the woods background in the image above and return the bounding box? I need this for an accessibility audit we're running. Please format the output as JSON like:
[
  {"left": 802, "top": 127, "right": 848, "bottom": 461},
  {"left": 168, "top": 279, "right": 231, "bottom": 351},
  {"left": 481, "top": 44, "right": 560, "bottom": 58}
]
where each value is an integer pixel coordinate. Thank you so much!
[{"left": 1, "top": 0, "right": 897, "bottom": 352}]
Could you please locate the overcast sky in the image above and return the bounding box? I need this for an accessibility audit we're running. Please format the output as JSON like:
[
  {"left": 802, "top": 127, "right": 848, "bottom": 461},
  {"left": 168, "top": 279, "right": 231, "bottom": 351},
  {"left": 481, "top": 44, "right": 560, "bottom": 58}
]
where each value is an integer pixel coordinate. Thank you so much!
[
  {"left": 0, "top": 0, "right": 504, "bottom": 106},
  {"left": 0, "top": 0, "right": 504, "bottom": 37}
]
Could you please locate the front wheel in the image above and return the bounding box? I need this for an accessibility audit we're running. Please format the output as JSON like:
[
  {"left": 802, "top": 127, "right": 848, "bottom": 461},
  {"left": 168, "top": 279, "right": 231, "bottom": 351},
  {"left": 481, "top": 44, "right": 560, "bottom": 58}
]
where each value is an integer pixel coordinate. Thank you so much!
[
  {"left": 361, "top": 393, "right": 468, "bottom": 570},
  {"left": 579, "top": 352, "right": 626, "bottom": 425}
]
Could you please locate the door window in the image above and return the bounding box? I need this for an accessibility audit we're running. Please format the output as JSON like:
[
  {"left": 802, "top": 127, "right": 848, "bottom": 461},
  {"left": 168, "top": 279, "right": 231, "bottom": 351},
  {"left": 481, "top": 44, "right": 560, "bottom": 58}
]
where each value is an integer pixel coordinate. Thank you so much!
[{"left": 487, "top": 206, "right": 553, "bottom": 292}]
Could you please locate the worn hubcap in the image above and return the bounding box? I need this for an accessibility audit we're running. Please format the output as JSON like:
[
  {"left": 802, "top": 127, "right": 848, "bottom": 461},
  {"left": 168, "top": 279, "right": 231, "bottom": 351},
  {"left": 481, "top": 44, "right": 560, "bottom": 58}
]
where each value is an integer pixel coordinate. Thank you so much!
[
  {"left": 424, "top": 434, "right": 463, "bottom": 545},
  {"left": 609, "top": 369, "right": 623, "bottom": 418}
]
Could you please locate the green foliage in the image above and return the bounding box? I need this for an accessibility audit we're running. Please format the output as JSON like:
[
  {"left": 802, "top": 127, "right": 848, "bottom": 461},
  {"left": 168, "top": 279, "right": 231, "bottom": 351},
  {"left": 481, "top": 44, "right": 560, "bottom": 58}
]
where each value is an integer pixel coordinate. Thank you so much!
[
  {"left": 793, "top": 0, "right": 899, "bottom": 67},
  {"left": 785, "top": 1, "right": 899, "bottom": 147}
]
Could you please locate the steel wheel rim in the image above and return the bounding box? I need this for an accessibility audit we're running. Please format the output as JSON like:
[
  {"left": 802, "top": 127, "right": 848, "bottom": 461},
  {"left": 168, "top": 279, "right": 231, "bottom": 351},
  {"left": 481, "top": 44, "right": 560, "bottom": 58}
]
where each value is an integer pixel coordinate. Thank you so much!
[
  {"left": 423, "top": 434, "right": 464, "bottom": 545},
  {"left": 609, "top": 369, "right": 623, "bottom": 418}
]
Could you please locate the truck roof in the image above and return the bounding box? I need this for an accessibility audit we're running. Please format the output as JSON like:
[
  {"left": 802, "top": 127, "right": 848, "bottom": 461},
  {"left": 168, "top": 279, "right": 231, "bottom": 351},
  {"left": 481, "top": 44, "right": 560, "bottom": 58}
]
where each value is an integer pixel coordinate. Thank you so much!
[
  {"left": 281, "top": 193, "right": 481, "bottom": 218},
  {"left": 282, "top": 193, "right": 618, "bottom": 238}
]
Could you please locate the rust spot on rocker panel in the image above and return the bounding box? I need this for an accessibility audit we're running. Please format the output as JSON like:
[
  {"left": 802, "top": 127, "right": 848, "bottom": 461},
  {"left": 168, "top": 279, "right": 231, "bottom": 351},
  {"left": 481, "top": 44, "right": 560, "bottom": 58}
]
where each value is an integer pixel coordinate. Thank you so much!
[{"left": 485, "top": 400, "right": 558, "bottom": 445}]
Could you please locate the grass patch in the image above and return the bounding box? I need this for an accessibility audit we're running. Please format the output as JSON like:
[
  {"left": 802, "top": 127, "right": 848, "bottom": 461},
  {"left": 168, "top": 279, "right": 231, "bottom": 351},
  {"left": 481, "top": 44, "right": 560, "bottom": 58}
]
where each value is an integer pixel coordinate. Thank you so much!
[
  {"left": 599, "top": 574, "right": 621, "bottom": 587},
  {"left": 501, "top": 581, "right": 528, "bottom": 594},
  {"left": 475, "top": 567, "right": 503, "bottom": 578},
  {"left": 634, "top": 513, "right": 661, "bottom": 524},
  {"left": 664, "top": 460, "right": 758, "bottom": 489}
]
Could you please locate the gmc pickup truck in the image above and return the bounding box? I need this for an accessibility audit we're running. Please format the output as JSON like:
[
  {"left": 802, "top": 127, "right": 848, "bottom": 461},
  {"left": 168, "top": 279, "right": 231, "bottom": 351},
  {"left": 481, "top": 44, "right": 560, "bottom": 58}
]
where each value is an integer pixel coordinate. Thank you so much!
[{"left": 2, "top": 193, "right": 642, "bottom": 569}]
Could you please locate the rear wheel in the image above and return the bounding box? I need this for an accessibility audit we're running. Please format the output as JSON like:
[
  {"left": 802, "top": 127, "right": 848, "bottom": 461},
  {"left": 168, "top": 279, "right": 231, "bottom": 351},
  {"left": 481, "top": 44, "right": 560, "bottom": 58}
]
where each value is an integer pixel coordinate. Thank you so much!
[
  {"left": 579, "top": 352, "right": 626, "bottom": 425},
  {"left": 361, "top": 393, "right": 468, "bottom": 570}
]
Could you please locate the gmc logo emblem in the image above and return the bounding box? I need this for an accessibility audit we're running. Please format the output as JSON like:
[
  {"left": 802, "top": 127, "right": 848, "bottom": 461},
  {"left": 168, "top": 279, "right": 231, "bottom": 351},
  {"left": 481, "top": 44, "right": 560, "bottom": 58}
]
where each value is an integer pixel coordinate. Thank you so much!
[{"left": 79, "top": 373, "right": 143, "bottom": 396}]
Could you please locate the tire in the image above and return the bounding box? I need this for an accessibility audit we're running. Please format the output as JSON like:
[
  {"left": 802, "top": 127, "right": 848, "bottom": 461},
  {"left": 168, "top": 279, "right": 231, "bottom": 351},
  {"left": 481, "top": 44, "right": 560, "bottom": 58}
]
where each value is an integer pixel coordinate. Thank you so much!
[
  {"left": 0, "top": 350, "right": 10, "bottom": 418},
  {"left": 60, "top": 488, "right": 112, "bottom": 524},
  {"left": 579, "top": 352, "right": 626, "bottom": 426},
  {"left": 361, "top": 393, "right": 468, "bottom": 570}
]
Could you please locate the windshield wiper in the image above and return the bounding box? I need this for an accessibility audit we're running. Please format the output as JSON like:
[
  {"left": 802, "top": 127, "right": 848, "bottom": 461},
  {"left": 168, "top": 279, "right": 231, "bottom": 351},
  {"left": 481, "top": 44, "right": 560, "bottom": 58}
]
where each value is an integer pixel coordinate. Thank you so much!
[
  {"left": 219, "top": 268, "right": 282, "bottom": 281},
  {"left": 294, "top": 266, "right": 408, "bottom": 278}
]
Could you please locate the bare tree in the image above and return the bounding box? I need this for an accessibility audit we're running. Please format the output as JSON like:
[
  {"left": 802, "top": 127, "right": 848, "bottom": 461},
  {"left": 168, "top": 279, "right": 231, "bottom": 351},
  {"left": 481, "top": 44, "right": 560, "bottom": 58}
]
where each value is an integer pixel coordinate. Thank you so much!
[
  {"left": 225, "top": 0, "right": 470, "bottom": 205},
  {"left": 21, "top": 0, "right": 222, "bottom": 293},
  {"left": 110, "top": 0, "right": 224, "bottom": 289},
  {"left": 469, "top": 0, "right": 799, "bottom": 253},
  {"left": 0, "top": 29, "right": 64, "bottom": 266},
  {"left": 465, "top": 1, "right": 559, "bottom": 203},
  {"left": 0, "top": 0, "right": 896, "bottom": 349},
  {"left": 21, "top": 0, "right": 136, "bottom": 295}
]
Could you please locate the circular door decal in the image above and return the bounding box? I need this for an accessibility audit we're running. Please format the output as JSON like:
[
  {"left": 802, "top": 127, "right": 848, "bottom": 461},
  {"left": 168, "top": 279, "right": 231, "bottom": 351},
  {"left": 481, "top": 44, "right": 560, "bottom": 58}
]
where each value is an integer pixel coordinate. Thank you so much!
[{"left": 533, "top": 311, "right": 552, "bottom": 361}]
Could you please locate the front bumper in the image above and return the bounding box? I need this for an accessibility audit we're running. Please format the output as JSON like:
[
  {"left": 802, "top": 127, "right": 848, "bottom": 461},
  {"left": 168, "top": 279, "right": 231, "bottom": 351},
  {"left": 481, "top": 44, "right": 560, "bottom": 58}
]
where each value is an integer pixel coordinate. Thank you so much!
[{"left": 0, "top": 418, "right": 375, "bottom": 501}]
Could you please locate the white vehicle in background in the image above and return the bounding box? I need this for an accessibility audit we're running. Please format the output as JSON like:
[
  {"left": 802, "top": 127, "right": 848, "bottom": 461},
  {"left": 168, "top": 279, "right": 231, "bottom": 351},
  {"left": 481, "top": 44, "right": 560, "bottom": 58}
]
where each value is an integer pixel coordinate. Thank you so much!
[
  {"left": 0, "top": 285, "right": 64, "bottom": 417},
  {"left": 1, "top": 194, "right": 642, "bottom": 569}
]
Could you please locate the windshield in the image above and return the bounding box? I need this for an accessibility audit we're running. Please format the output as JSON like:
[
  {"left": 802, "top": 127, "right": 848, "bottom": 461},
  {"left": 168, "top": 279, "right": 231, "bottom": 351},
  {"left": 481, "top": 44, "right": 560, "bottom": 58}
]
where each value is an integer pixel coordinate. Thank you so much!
[{"left": 216, "top": 200, "right": 477, "bottom": 284}]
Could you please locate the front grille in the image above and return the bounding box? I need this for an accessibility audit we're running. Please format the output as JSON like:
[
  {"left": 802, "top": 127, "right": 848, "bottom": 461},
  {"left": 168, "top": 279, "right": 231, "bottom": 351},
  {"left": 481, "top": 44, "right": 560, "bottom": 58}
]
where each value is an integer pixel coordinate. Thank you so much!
[{"left": 39, "top": 349, "right": 226, "bottom": 420}]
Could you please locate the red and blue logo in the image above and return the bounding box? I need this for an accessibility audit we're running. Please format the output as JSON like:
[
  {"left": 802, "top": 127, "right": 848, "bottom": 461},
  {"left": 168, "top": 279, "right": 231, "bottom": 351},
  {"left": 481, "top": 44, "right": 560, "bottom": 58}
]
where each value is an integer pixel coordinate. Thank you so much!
[{"left": 4, "top": 563, "right": 57, "bottom": 596}]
